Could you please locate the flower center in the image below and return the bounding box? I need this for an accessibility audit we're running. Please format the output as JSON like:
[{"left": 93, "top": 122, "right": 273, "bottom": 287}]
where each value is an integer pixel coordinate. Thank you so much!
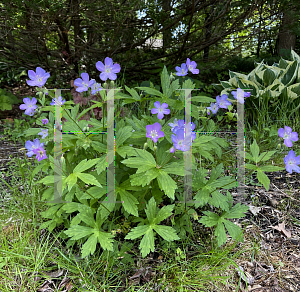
[
  {"left": 289, "top": 159, "right": 295, "bottom": 165},
  {"left": 151, "top": 130, "right": 157, "bottom": 138},
  {"left": 283, "top": 133, "right": 291, "bottom": 139},
  {"left": 105, "top": 65, "right": 110, "bottom": 73}
]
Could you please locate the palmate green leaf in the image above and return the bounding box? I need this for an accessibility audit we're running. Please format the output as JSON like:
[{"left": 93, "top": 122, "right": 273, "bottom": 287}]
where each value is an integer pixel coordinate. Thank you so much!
[
  {"left": 256, "top": 170, "right": 270, "bottom": 191},
  {"left": 40, "top": 204, "right": 63, "bottom": 219},
  {"left": 125, "top": 225, "right": 149, "bottom": 240},
  {"left": 144, "top": 196, "right": 158, "bottom": 224},
  {"left": 198, "top": 211, "right": 220, "bottom": 227},
  {"left": 61, "top": 202, "right": 82, "bottom": 213},
  {"left": 223, "top": 203, "right": 249, "bottom": 219},
  {"left": 94, "top": 230, "right": 114, "bottom": 252},
  {"left": 258, "top": 165, "right": 285, "bottom": 172},
  {"left": 64, "top": 225, "right": 94, "bottom": 240},
  {"left": 242, "top": 151, "right": 254, "bottom": 161},
  {"left": 128, "top": 172, "right": 150, "bottom": 187},
  {"left": 223, "top": 220, "right": 244, "bottom": 243},
  {"left": 65, "top": 173, "right": 77, "bottom": 191},
  {"left": 161, "top": 65, "right": 170, "bottom": 97},
  {"left": 152, "top": 204, "right": 174, "bottom": 225},
  {"left": 161, "top": 161, "right": 185, "bottom": 176},
  {"left": 245, "top": 163, "right": 259, "bottom": 170},
  {"left": 194, "top": 187, "right": 210, "bottom": 208},
  {"left": 125, "top": 197, "right": 179, "bottom": 258},
  {"left": 78, "top": 205, "right": 96, "bottom": 228},
  {"left": 115, "top": 126, "right": 133, "bottom": 148},
  {"left": 250, "top": 139, "right": 260, "bottom": 162},
  {"left": 135, "top": 87, "right": 164, "bottom": 98},
  {"left": 76, "top": 173, "right": 102, "bottom": 187},
  {"left": 208, "top": 190, "right": 229, "bottom": 212},
  {"left": 24, "top": 128, "right": 43, "bottom": 137},
  {"left": 192, "top": 95, "right": 216, "bottom": 103},
  {"left": 153, "top": 225, "right": 180, "bottom": 242},
  {"left": 124, "top": 85, "right": 142, "bottom": 101},
  {"left": 257, "top": 151, "right": 276, "bottom": 163},
  {"left": 95, "top": 155, "right": 107, "bottom": 175},
  {"left": 121, "top": 148, "right": 156, "bottom": 174},
  {"left": 212, "top": 177, "right": 236, "bottom": 190},
  {"left": 156, "top": 171, "right": 177, "bottom": 200},
  {"left": 81, "top": 234, "right": 98, "bottom": 258},
  {"left": 215, "top": 221, "right": 227, "bottom": 247},
  {"left": 208, "top": 163, "right": 224, "bottom": 183},
  {"left": 139, "top": 228, "right": 155, "bottom": 258},
  {"left": 118, "top": 189, "right": 139, "bottom": 217},
  {"left": 73, "top": 158, "right": 101, "bottom": 173},
  {"left": 81, "top": 186, "right": 107, "bottom": 200}
]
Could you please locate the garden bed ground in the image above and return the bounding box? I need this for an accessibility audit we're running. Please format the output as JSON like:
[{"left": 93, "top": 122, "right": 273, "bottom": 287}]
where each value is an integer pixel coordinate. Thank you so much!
[{"left": 0, "top": 129, "right": 299, "bottom": 291}]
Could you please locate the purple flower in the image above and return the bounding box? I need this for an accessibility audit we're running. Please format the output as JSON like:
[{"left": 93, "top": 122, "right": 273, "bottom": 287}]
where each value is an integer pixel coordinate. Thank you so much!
[
  {"left": 74, "top": 73, "right": 95, "bottom": 93},
  {"left": 284, "top": 150, "right": 300, "bottom": 174},
  {"left": 231, "top": 88, "right": 251, "bottom": 104},
  {"left": 32, "top": 147, "right": 47, "bottom": 162},
  {"left": 146, "top": 122, "right": 165, "bottom": 143},
  {"left": 151, "top": 101, "right": 170, "bottom": 119},
  {"left": 96, "top": 57, "right": 121, "bottom": 81},
  {"left": 19, "top": 97, "right": 38, "bottom": 116},
  {"left": 216, "top": 94, "right": 231, "bottom": 109},
  {"left": 91, "top": 81, "right": 103, "bottom": 95},
  {"left": 42, "top": 118, "right": 48, "bottom": 125},
  {"left": 175, "top": 63, "right": 188, "bottom": 76},
  {"left": 171, "top": 119, "right": 196, "bottom": 141},
  {"left": 168, "top": 118, "right": 181, "bottom": 130},
  {"left": 25, "top": 138, "right": 45, "bottom": 158},
  {"left": 26, "top": 67, "right": 50, "bottom": 87},
  {"left": 207, "top": 102, "right": 219, "bottom": 115},
  {"left": 50, "top": 96, "right": 66, "bottom": 106},
  {"left": 186, "top": 58, "right": 199, "bottom": 74},
  {"left": 278, "top": 126, "right": 299, "bottom": 147},
  {"left": 171, "top": 128, "right": 193, "bottom": 152},
  {"left": 38, "top": 129, "right": 48, "bottom": 139}
]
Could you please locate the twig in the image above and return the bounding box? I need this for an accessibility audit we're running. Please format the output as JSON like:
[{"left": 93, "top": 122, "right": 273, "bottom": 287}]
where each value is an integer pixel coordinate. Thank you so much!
[{"left": 271, "top": 182, "right": 300, "bottom": 203}]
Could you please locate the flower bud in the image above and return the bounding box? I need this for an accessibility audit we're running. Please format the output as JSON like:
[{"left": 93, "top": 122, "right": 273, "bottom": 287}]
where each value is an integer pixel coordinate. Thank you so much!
[
  {"left": 169, "top": 73, "right": 175, "bottom": 81},
  {"left": 110, "top": 81, "right": 115, "bottom": 88},
  {"left": 170, "top": 147, "right": 175, "bottom": 153},
  {"left": 103, "top": 82, "right": 108, "bottom": 89},
  {"left": 154, "top": 145, "right": 157, "bottom": 151},
  {"left": 144, "top": 142, "right": 148, "bottom": 150},
  {"left": 277, "top": 143, "right": 281, "bottom": 149}
]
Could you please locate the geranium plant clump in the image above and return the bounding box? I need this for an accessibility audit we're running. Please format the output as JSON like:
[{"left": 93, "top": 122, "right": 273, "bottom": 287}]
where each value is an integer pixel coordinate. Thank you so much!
[{"left": 18, "top": 56, "right": 294, "bottom": 259}]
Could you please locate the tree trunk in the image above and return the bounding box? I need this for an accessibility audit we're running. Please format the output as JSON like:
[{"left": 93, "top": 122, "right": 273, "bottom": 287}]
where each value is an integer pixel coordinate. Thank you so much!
[
  {"left": 256, "top": 5, "right": 263, "bottom": 58},
  {"left": 276, "top": 6, "right": 297, "bottom": 58},
  {"left": 203, "top": 5, "right": 214, "bottom": 63},
  {"left": 71, "top": 0, "right": 84, "bottom": 75},
  {"left": 162, "top": 0, "right": 172, "bottom": 54}
]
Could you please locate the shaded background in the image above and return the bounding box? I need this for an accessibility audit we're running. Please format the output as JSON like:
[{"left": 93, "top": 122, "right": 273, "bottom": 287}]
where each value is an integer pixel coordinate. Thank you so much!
[{"left": 0, "top": 0, "right": 300, "bottom": 92}]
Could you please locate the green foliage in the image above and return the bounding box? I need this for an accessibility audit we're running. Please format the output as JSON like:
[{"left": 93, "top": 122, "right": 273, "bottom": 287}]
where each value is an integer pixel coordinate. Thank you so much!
[
  {"left": 34, "top": 65, "right": 250, "bottom": 259},
  {"left": 0, "top": 88, "right": 19, "bottom": 111},
  {"left": 0, "top": 61, "right": 28, "bottom": 87},
  {"left": 212, "top": 49, "right": 300, "bottom": 127},
  {"left": 242, "top": 139, "right": 285, "bottom": 191}
]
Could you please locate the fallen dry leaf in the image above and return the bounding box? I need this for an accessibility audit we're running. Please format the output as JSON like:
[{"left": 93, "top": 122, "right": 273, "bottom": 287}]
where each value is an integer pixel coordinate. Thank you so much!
[{"left": 269, "top": 221, "right": 292, "bottom": 238}]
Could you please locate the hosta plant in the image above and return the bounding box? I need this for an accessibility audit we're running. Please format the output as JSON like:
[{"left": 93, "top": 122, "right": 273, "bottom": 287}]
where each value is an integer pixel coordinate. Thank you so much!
[{"left": 212, "top": 49, "right": 300, "bottom": 126}]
